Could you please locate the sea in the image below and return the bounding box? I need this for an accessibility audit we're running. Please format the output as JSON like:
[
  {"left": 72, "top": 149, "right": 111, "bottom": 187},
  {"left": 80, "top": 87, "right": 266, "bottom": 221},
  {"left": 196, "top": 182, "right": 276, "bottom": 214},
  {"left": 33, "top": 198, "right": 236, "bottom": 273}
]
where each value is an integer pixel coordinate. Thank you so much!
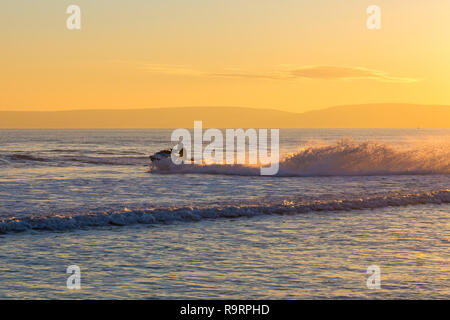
[{"left": 0, "top": 129, "right": 449, "bottom": 299}]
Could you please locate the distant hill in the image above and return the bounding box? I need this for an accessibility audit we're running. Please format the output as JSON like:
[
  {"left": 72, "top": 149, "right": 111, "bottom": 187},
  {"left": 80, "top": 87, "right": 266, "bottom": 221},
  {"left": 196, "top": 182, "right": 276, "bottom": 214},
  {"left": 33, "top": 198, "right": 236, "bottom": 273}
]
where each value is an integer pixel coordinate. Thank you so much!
[
  {"left": 0, "top": 104, "right": 449, "bottom": 128},
  {"left": 293, "top": 104, "right": 450, "bottom": 128}
]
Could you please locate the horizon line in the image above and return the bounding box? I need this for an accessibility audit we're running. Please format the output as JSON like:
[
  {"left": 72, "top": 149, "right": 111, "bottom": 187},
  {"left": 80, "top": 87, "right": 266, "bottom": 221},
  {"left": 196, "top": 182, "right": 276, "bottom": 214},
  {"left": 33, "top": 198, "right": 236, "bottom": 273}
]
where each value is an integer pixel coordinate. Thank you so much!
[{"left": 1, "top": 103, "right": 449, "bottom": 114}]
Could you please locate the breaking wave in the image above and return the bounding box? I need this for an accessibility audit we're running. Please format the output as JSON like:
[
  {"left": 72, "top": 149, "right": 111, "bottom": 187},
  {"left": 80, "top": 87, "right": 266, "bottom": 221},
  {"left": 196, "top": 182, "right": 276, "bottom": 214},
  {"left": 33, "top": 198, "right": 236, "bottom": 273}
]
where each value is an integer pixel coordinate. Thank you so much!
[
  {"left": 150, "top": 139, "right": 450, "bottom": 176},
  {"left": 1, "top": 189, "right": 449, "bottom": 234}
]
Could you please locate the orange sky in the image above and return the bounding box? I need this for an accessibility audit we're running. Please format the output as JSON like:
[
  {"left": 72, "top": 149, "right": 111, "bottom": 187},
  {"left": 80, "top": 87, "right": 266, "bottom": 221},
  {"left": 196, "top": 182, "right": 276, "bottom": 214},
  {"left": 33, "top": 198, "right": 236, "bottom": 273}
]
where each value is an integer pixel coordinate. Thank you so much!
[{"left": 1, "top": 0, "right": 450, "bottom": 113}]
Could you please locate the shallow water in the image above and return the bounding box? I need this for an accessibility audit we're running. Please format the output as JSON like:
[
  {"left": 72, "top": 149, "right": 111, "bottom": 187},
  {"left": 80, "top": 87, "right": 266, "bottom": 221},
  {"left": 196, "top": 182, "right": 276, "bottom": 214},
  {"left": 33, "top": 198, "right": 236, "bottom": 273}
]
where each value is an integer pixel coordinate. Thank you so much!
[{"left": 0, "top": 204, "right": 448, "bottom": 299}]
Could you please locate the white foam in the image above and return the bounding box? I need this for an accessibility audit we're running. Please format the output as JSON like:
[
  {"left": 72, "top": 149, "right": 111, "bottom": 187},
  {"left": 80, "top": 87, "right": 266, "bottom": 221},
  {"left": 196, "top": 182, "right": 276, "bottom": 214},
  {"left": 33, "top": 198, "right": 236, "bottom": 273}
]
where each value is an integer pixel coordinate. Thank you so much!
[
  {"left": 150, "top": 139, "right": 450, "bottom": 176},
  {"left": 1, "top": 189, "right": 448, "bottom": 234}
]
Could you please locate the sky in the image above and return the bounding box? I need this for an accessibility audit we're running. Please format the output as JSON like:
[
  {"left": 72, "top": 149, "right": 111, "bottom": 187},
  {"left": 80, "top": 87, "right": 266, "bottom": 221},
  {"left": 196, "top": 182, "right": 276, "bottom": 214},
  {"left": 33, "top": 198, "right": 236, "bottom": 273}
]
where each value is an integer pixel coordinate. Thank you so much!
[{"left": 1, "top": 0, "right": 450, "bottom": 113}]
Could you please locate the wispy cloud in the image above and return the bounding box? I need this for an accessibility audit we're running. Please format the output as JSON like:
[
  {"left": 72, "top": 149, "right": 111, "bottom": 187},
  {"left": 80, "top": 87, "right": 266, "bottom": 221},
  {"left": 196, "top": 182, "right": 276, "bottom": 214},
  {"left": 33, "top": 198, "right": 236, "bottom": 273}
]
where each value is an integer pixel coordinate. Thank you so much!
[
  {"left": 288, "top": 66, "right": 419, "bottom": 83},
  {"left": 136, "top": 62, "right": 419, "bottom": 83}
]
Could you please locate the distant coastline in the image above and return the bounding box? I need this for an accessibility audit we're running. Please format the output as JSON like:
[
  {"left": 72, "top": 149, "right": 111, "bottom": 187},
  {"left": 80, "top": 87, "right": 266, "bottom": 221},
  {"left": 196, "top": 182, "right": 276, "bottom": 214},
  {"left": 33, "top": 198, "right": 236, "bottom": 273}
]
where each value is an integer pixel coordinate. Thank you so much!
[{"left": 1, "top": 104, "right": 449, "bottom": 129}]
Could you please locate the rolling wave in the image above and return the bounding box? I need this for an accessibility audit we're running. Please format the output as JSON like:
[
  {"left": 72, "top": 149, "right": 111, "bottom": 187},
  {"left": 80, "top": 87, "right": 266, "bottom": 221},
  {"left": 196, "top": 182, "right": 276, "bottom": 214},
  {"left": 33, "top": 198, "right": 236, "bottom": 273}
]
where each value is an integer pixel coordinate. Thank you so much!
[{"left": 1, "top": 189, "right": 449, "bottom": 234}]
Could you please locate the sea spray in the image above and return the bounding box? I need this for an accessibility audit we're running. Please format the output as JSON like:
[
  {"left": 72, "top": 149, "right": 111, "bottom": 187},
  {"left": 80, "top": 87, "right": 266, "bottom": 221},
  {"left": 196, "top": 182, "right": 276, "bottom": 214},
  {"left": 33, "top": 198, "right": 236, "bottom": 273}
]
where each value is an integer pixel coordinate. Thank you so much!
[{"left": 151, "top": 139, "right": 450, "bottom": 176}]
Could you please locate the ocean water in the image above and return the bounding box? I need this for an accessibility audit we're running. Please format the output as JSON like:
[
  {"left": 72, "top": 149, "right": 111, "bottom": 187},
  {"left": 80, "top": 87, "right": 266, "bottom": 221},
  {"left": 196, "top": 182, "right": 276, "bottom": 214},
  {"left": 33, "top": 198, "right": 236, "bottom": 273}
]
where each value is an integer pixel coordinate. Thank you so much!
[{"left": 0, "top": 129, "right": 449, "bottom": 299}]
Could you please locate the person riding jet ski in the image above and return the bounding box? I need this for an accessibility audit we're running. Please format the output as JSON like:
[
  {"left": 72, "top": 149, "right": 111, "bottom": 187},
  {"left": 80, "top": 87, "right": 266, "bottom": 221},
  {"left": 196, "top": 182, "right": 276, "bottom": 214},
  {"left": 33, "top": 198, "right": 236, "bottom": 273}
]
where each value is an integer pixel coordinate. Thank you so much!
[{"left": 149, "top": 148, "right": 185, "bottom": 162}]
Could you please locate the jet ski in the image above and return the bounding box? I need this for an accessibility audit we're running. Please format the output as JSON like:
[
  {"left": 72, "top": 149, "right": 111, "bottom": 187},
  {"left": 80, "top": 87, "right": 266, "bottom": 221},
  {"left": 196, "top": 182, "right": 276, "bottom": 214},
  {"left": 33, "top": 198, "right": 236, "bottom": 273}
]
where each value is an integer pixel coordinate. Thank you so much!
[
  {"left": 149, "top": 149, "right": 173, "bottom": 162},
  {"left": 149, "top": 148, "right": 187, "bottom": 162}
]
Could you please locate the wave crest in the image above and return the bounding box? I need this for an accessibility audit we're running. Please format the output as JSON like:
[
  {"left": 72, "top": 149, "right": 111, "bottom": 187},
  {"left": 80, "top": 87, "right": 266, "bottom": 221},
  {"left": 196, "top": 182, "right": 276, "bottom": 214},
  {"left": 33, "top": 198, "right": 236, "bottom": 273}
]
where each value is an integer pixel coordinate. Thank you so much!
[
  {"left": 281, "top": 139, "right": 450, "bottom": 176},
  {"left": 1, "top": 189, "right": 449, "bottom": 234}
]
